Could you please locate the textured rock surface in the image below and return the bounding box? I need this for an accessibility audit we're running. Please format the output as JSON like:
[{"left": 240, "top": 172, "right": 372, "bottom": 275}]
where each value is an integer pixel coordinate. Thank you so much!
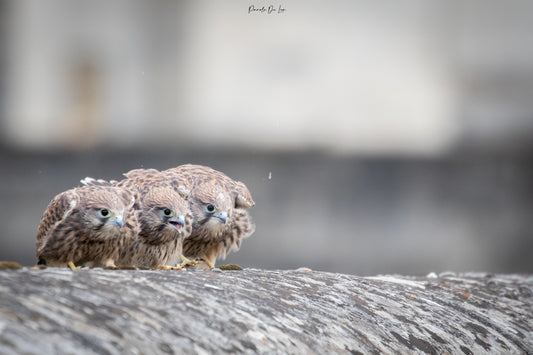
[{"left": 0, "top": 268, "right": 532, "bottom": 354}]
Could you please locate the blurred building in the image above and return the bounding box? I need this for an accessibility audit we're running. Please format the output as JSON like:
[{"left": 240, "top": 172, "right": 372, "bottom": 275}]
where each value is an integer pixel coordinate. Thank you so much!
[{"left": 1, "top": 0, "right": 532, "bottom": 275}]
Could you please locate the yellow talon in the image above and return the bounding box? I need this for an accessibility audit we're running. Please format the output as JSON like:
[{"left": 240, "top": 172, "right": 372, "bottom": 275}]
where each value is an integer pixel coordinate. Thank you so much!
[
  {"left": 204, "top": 260, "right": 215, "bottom": 269},
  {"left": 67, "top": 261, "right": 79, "bottom": 270},
  {"left": 156, "top": 265, "right": 183, "bottom": 271},
  {"left": 178, "top": 255, "right": 202, "bottom": 268}
]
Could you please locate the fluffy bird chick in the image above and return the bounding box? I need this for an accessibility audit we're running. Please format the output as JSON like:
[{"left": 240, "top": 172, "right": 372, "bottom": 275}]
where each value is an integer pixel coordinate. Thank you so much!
[
  {"left": 117, "top": 186, "right": 192, "bottom": 269},
  {"left": 36, "top": 185, "right": 133, "bottom": 269},
  {"left": 82, "top": 170, "right": 192, "bottom": 269},
  {"left": 162, "top": 164, "right": 256, "bottom": 269}
]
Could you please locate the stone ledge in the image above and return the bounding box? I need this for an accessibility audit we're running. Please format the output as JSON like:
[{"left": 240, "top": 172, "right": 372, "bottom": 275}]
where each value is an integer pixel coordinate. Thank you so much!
[{"left": 0, "top": 268, "right": 532, "bottom": 354}]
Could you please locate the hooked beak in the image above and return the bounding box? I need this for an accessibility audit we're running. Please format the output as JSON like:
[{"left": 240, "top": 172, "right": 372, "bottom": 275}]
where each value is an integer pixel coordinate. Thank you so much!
[
  {"left": 168, "top": 215, "right": 185, "bottom": 232},
  {"left": 111, "top": 215, "right": 124, "bottom": 228},
  {"left": 215, "top": 211, "right": 227, "bottom": 224}
]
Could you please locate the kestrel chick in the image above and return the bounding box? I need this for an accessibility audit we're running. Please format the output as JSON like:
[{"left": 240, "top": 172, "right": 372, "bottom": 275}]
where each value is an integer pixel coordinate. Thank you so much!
[
  {"left": 36, "top": 185, "right": 133, "bottom": 269},
  {"left": 82, "top": 170, "right": 192, "bottom": 269},
  {"left": 162, "top": 164, "right": 256, "bottom": 269},
  {"left": 117, "top": 186, "right": 193, "bottom": 269}
]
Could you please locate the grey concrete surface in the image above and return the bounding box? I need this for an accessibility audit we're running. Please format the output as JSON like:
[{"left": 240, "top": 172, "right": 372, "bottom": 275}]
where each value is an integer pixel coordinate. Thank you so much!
[{"left": 0, "top": 268, "right": 531, "bottom": 354}]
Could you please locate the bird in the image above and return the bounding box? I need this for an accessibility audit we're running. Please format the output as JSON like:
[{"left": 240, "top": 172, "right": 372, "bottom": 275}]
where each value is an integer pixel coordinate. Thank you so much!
[
  {"left": 36, "top": 185, "right": 134, "bottom": 269},
  {"left": 161, "top": 164, "right": 256, "bottom": 269},
  {"left": 82, "top": 169, "right": 193, "bottom": 269}
]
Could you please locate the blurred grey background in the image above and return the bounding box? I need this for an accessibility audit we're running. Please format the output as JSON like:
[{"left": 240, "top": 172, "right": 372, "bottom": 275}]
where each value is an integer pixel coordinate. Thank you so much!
[{"left": 1, "top": 0, "right": 532, "bottom": 276}]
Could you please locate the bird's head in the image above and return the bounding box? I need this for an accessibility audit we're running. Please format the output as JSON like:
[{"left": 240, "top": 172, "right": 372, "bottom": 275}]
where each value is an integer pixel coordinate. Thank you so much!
[
  {"left": 191, "top": 184, "right": 233, "bottom": 237},
  {"left": 140, "top": 187, "right": 192, "bottom": 243},
  {"left": 78, "top": 186, "right": 127, "bottom": 239}
]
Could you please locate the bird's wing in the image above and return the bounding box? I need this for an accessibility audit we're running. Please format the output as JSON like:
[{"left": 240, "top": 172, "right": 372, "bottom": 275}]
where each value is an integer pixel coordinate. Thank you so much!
[
  {"left": 123, "top": 168, "right": 160, "bottom": 180},
  {"left": 233, "top": 181, "right": 255, "bottom": 209},
  {"left": 36, "top": 189, "right": 79, "bottom": 248},
  {"left": 80, "top": 176, "right": 117, "bottom": 186}
]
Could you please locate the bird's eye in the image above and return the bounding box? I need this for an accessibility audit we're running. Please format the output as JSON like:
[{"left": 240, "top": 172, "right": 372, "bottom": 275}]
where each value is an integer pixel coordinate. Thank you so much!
[
  {"left": 100, "top": 209, "right": 110, "bottom": 217},
  {"left": 205, "top": 204, "right": 216, "bottom": 213},
  {"left": 163, "top": 208, "right": 173, "bottom": 217}
]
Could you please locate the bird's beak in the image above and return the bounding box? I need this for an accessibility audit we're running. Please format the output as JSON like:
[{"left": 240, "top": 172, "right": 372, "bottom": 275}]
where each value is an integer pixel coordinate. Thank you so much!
[
  {"left": 215, "top": 211, "right": 227, "bottom": 224},
  {"left": 111, "top": 215, "right": 124, "bottom": 228},
  {"left": 169, "top": 215, "right": 185, "bottom": 231}
]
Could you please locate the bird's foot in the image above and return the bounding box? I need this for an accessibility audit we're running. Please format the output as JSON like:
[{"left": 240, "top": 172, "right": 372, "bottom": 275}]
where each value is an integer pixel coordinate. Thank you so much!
[
  {"left": 31, "top": 264, "right": 47, "bottom": 270},
  {"left": 156, "top": 265, "right": 184, "bottom": 271},
  {"left": 102, "top": 259, "right": 117, "bottom": 269},
  {"left": 67, "top": 261, "right": 80, "bottom": 270},
  {"left": 187, "top": 258, "right": 214, "bottom": 270},
  {"left": 178, "top": 255, "right": 208, "bottom": 269},
  {"left": 204, "top": 259, "right": 215, "bottom": 269}
]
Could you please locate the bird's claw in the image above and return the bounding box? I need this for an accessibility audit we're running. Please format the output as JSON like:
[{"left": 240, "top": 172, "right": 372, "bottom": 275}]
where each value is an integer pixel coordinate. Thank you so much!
[
  {"left": 156, "top": 265, "right": 184, "bottom": 271},
  {"left": 67, "top": 261, "right": 80, "bottom": 270},
  {"left": 179, "top": 255, "right": 206, "bottom": 268}
]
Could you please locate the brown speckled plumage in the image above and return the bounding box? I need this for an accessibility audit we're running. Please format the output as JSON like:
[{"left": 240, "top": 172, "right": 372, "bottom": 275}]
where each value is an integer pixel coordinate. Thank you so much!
[
  {"left": 83, "top": 169, "right": 192, "bottom": 268},
  {"left": 76, "top": 164, "right": 254, "bottom": 269},
  {"left": 36, "top": 185, "right": 134, "bottom": 268},
  {"left": 162, "top": 164, "right": 256, "bottom": 268},
  {"left": 118, "top": 184, "right": 192, "bottom": 268}
]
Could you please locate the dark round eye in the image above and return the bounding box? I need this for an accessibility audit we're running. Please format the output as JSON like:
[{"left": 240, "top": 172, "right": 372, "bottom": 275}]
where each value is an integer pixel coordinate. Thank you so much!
[
  {"left": 100, "top": 209, "right": 110, "bottom": 217},
  {"left": 205, "top": 204, "right": 216, "bottom": 213},
  {"left": 163, "top": 208, "right": 173, "bottom": 217}
]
